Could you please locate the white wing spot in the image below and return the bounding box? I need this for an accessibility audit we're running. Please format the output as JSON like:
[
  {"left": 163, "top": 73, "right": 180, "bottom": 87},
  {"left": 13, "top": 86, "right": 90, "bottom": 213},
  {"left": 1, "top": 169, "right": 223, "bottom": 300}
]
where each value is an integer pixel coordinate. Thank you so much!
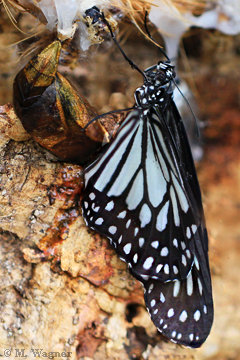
[
  {"left": 108, "top": 226, "right": 117, "bottom": 234},
  {"left": 164, "top": 264, "right": 169, "bottom": 274},
  {"left": 105, "top": 201, "right": 114, "bottom": 211},
  {"left": 123, "top": 243, "right": 132, "bottom": 254},
  {"left": 173, "top": 280, "right": 180, "bottom": 297},
  {"left": 87, "top": 210, "right": 90, "bottom": 216},
  {"left": 194, "top": 255, "right": 200, "bottom": 270},
  {"left": 118, "top": 235, "right": 122, "bottom": 244},
  {"left": 90, "top": 216, "right": 93, "bottom": 221},
  {"left": 163, "top": 324, "right": 168, "bottom": 329},
  {"left": 173, "top": 239, "right": 178, "bottom": 248},
  {"left": 186, "top": 249, "right": 191, "bottom": 259},
  {"left": 156, "top": 201, "right": 170, "bottom": 231},
  {"left": 134, "top": 228, "right": 139, "bottom": 236},
  {"left": 173, "top": 265, "right": 178, "bottom": 274},
  {"left": 167, "top": 308, "right": 174, "bottom": 317},
  {"left": 117, "top": 210, "right": 127, "bottom": 219},
  {"left": 139, "top": 203, "right": 152, "bottom": 228},
  {"left": 182, "top": 255, "right": 187, "bottom": 266},
  {"left": 198, "top": 278, "right": 203, "bottom": 295},
  {"left": 189, "top": 334, "right": 194, "bottom": 341},
  {"left": 186, "top": 227, "right": 191, "bottom": 239},
  {"left": 172, "top": 331, "right": 176, "bottom": 338},
  {"left": 143, "top": 257, "right": 154, "bottom": 270},
  {"left": 160, "top": 319, "right": 163, "bottom": 324},
  {"left": 148, "top": 283, "right": 154, "bottom": 293},
  {"left": 154, "top": 309, "right": 158, "bottom": 315},
  {"left": 126, "top": 219, "right": 131, "bottom": 228},
  {"left": 181, "top": 241, "right": 186, "bottom": 250},
  {"left": 203, "top": 305, "right": 207, "bottom": 314},
  {"left": 133, "top": 253, "right": 138, "bottom": 263},
  {"left": 139, "top": 238, "right": 145, "bottom": 247},
  {"left": 156, "top": 264, "right": 163, "bottom": 273},
  {"left": 179, "top": 310, "right": 188, "bottom": 322},
  {"left": 186, "top": 271, "right": 193, "bottom": 296},
  {"left": 194, "top": 310, "right": 201, "bottom": 321},
  {"left": 89, "top": 192, "right": 95, "bottom": 200},
  {"left": 170, "top": 186, "right": 180, "bottom": 226},
  {"left": 160, "top": 247, "right": 169, "bottom": 256},
  {"left": 151, "top": 241, "right": 159, "bottom": 249},
  {"left": 192, "top": 224, "right": 197, "bottom": 234},
  {"left": 95, "top": 218, "right": 104, "bottom": 225},
  {"left": 84, "top": 201, "right": 88, "bottom": 209},
  {"left": 177, "top": 333, "right": 182, "bottom": 340},
  {"left": 93, "top": 206, "right": 100, "bottom": 212},
  {"left": 160, "top": 292, "right": 165, "bottom": 303},
  {"left": 150, "top": 299, "right": 156, "bottom": 307}
]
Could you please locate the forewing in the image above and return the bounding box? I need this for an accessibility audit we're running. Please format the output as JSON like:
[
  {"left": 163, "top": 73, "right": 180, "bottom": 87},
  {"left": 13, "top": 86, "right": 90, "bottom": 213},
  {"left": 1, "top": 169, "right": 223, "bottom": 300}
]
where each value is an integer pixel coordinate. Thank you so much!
[
  {"left": 162, "top": 101, "right": 207, "bottom": 248},
  {"left": 82, "top": 109, "right": 202, "bottom": 282}
]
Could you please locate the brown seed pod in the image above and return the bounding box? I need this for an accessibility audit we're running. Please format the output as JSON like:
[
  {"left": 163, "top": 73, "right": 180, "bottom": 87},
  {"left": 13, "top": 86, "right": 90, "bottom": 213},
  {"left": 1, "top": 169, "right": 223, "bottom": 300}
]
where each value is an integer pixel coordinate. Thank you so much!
[{"left": 13, "top": 40, "right": 109, "bottom": 164}]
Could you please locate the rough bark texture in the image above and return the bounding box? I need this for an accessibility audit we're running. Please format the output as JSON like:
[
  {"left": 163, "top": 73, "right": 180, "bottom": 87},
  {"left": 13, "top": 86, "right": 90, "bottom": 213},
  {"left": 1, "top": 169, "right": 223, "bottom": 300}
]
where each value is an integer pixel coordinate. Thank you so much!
[{"left": 0, "top": 6, "right": 240, "bottom": 360}]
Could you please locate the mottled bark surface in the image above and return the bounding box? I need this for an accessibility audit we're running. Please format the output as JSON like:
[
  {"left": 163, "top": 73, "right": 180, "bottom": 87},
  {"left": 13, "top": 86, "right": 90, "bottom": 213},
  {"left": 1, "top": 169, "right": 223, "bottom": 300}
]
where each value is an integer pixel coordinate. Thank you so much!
[{"left": 0, "top": 6, "right": 240, "bottom": 360}]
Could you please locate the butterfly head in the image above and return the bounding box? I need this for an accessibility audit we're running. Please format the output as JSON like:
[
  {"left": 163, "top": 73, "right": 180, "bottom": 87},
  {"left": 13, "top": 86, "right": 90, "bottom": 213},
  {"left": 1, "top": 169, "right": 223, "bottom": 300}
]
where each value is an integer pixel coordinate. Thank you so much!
[
  {"left": 134, "top": 62, "right": 176, "bottom": 110},
  {"left": 155, "top": 62, "right": 176, "bottom": 84}
]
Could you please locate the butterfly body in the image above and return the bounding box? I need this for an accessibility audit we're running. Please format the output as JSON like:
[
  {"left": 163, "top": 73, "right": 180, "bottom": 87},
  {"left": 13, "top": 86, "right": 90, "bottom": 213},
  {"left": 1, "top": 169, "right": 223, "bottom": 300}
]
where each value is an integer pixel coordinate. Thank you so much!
[{"left": 81, "top": 61, "right": 213, "bottom": 347}]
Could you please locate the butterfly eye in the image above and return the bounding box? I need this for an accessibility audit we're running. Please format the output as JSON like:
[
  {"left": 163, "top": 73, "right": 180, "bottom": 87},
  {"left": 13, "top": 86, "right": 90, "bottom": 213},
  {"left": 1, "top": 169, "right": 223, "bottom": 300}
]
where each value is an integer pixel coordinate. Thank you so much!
[
  {"left": 155, "top": 70, "right": 168, "bottom": 83},
  {"left": 135, "top": 88, "right": 149, "bottom": 108}
]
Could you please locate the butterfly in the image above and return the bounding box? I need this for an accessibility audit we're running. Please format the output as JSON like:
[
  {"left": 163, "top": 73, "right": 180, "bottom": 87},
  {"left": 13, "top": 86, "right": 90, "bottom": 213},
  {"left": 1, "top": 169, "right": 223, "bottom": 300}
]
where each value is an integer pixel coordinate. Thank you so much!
[{"left": 80, "top": 42, "right": 213, "bottom": 347}]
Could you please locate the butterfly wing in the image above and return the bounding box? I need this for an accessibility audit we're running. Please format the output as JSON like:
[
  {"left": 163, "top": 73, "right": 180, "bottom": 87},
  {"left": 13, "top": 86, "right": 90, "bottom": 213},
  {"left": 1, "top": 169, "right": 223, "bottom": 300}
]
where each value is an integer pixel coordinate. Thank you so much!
[
  {"left": 81, "top": 100, "right": 213, "bottom": 347},
  {"left": 82, "top": 108, "right": 202, "bottom": 283},
  {"left": 143, "top": 222, "right": 213, "bottom": 347},
  {"left": 163, "top": 100, "right": 208, "bottom": 251},
  {"left": 81, "top": 55, "right": 213, "bottom": 347},
  {"left": 143, "top": 258, "right": 213, "bottom": 347},
  {"left": 143, "top": 100, "right": 213, "bottom": 347}
]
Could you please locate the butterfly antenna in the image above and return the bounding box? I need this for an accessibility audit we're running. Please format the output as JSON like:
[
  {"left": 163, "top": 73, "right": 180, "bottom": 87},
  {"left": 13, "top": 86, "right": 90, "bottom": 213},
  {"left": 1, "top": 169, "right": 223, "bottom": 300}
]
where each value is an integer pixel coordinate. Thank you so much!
[
  {"left": 143, "top": 12, "right": 199, "bottom": 137},
  {"left": 143, "top": 11, "right": 170, "bottom": 63},
  {"left": 101, "top": 12, "right": 148, "bottom": 82},
  {"left": 82, "top": 107, "right": 134, "bottom": 130}
]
